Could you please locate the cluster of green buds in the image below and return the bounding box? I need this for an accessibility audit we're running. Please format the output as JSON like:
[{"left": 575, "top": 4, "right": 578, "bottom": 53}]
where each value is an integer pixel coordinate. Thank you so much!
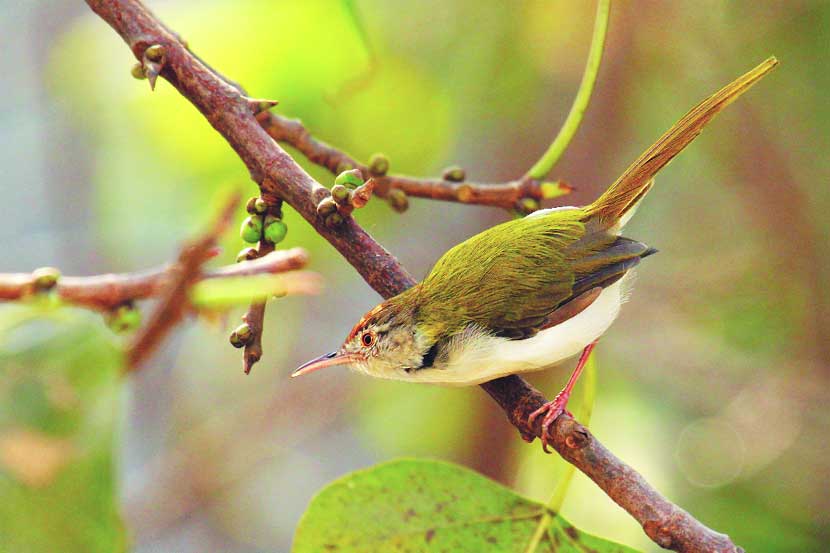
[
  {"left": 317, "top": 168, "right": 378, "bottom": 226},
  {"left": 319, "top": 156, "right": 412, "bottom": 217},
  {"left": 239, "top": 197, "right": 287, "bottom": 247},
  {"left": 130, "top": 44, "right": 166, "bottom": 89}
]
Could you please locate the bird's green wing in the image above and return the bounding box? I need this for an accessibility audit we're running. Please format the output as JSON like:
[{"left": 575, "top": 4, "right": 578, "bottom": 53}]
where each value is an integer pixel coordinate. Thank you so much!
[
  {"left": 419, "top": 208, "right": 649, "bottom": 340},
  {"left": 420, "top": 209, "right": 586, "bottom": 338}
]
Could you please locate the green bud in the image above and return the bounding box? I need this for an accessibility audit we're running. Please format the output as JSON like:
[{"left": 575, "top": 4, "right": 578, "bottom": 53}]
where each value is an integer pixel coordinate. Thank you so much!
[
  {"left": 387, "top": 188, "right": 409, "bottom": 213},
  {"left": 32, "top": 267, "right": 60, "bottom": 291},
  {"left": 442, "top": 165, "right": 466, "bottom": 182},
  {"left": 336, "top": 160, "right": 354, "bottom": 174},
  {"left": 131, "top": 62, "right": 147, "bottom": 80},
  {"left": 229, "top": 323, "right": 253, "bottom": 348},
  {"left": 264, "top": 218, "right": 288, "bottom": 244},
  {"left": 325, "top": 213, "right": 344, "bottom": 227},
  {"left": 236, "top": 247, "right": 258, "bottom": 263},
  {"left": 246, "top": 197, "right": 268, "bottom": 215},
  {"left": 368, "top": 153, "right": 389, "bottom": 176},
  {"left": 516, "top": 197, "right": 540, "bottom": 215},
  {"left": 107, "top": 304, "right": 142, "bottom": 333},
  {"left": 145, "top": 44, "right": 165, "bottom": 62},
  {"left": 316, "top": 197, "right": 337, "bottom": 216},
  {"left": 240, "top": 215, "right": 264, "bottom": 243},
  {"left": 250, "top": 99, "right": 279, "bottom": 114},
  {"left": 334, "top": 168, "right": 363, "bottom": 190},
  {"left": 330, "top": 184, "right": 350, "bottom": 204},
  {"left": 456, "top": 184, "right": 473, "bottom": 203},
  {"left": 540, "top": 181, "right": 574, "bottom": 199}
]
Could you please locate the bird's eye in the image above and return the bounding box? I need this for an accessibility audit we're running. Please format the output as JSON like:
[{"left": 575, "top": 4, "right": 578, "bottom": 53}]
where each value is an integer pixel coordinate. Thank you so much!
[{"left": 361, "top": 331, "right": 376, "bottom": 347}]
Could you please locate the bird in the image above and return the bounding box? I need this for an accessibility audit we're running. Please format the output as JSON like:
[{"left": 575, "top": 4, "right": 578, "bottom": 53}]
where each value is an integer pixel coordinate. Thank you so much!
[{"left": 293, "top": 57, "right": 777, "bottom": 450}]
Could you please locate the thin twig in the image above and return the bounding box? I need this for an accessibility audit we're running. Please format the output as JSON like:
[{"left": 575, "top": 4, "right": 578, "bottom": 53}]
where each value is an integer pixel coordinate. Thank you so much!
[
  {"left": 259, "top": 112, "right": 565, "bottom": 211},
  {"left": 241, "top": 240, "right": 274, "bottom": 374},
  {"left": 237, "top": 191, "right": 284, "bottom": 374},
  {"left": 86, "top": 1, "right": 750, "bottom": 550},
  {"left": 126, "top": 193, "right": 239, "bottom": 370},
  {"left": 0, "top": 248, "right": 310, "bottom": 311}
]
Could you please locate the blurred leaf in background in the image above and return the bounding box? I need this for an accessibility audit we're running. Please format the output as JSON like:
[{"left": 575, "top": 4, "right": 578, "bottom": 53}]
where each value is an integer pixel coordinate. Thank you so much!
[{"left": 0, "top": 303, "right": 125, "bottom": 553}]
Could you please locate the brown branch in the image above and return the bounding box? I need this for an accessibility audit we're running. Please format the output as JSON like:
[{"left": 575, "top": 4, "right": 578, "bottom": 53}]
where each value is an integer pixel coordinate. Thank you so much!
[
  {"left": 240, "top": 205, "right": 276, "bottom": 374},
  {"left": 481, "top": 377, "right": 742, "bottom": 552},
  {"left": 241, "top": 299, "right": 267, "bottom": 374},
  {"left": 125, "top": 193, "right": 239, "bottom": 370},
  {"left": 86, "top": 1, "right": 743, "bottom": 551},
  {"left": 259, "top": 112, "right": 565, "bottom": 210},
  {"left": 0, "top": 248, "right": 310, "bottom": 311}
]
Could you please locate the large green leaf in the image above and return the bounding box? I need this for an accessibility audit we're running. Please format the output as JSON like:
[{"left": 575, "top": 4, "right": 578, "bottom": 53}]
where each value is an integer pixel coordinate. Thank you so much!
[
  {"left": 0, "top": 303, "right": 126, "bottom": 553},
  {"left": 293, "top": 459, "right": 639, "bottom": 552}
]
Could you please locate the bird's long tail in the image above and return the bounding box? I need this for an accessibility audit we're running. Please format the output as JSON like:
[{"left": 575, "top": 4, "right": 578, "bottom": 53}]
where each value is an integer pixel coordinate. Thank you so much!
[{"left": 585, "top": 56, "right": 778, "bottom": 227}]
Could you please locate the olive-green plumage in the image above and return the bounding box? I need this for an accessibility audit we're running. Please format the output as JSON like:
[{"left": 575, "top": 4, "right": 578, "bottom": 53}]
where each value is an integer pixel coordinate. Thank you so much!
[{"left": 391, "top": 205, "right": 649, "bottom": 344}]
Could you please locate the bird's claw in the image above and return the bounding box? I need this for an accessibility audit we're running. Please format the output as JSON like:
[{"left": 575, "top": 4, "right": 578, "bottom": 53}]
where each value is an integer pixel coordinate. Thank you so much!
[{"left": 527, "top": 392, "right": 571, "bottom": 453}]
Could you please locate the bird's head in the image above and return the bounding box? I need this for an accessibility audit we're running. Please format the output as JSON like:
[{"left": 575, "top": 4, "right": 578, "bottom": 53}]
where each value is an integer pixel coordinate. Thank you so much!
[{"left": 292, "top": 295, "right": 431, "bottom": 379}]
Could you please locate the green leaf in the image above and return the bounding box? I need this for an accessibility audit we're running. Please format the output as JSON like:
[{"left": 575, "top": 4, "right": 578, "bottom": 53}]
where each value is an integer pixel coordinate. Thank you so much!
[
  {"left": 0, "top": 304, "right": 126, "bottom": 553},
  {"left": 293, "top": 458, "right": 640, "bottom": 553},
  {"left": 190, "top": 274, "right": 282, "bottom": 307}
]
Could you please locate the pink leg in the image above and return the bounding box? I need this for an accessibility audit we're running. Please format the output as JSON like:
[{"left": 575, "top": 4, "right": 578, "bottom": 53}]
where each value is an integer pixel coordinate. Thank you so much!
[{"left": 528, "top": 340, "right": 597, "bottom": 453}]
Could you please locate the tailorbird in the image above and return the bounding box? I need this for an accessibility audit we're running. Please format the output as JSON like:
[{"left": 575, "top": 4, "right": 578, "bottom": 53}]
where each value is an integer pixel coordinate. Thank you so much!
[{"left": 294, "top": 57, "right": 777, "bottom": 449}]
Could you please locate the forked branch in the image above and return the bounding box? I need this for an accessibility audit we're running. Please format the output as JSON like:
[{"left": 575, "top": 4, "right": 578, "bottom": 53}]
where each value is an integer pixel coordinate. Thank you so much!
[
  {"left": 260, "top": 112, "right": 570, "bottom": 211},
  {"left": 0, "top": 248, "right": 310, "bottom": 311}
]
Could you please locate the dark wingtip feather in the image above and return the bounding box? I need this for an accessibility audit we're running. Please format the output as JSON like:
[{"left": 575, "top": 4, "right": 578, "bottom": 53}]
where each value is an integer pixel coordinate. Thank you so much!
[{"left": 641, "top": 246, "right": 659, "bottom": 258}]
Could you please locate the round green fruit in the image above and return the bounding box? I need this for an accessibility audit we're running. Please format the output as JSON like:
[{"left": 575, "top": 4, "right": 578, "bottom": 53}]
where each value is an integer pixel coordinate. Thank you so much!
[
  {"left": 240, "top": 215, "right": 264, "bottom": 243},
  {"left": 264, "top": 218, "right": 288, "bottom": 244}
]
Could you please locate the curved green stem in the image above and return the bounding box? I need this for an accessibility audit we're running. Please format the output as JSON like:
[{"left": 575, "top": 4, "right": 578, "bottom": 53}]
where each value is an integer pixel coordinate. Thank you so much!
[{"left": 527, "top": 0, "right": 611, "bottom": 180}]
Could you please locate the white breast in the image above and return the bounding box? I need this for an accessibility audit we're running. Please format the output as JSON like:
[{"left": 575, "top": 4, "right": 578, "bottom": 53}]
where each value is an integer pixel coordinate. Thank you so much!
[{"left": 403, "top": 277, "right": 629, "bottom": 385}]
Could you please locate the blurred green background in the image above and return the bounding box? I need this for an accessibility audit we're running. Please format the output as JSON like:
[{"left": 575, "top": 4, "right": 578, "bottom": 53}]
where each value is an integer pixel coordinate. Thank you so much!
[{"left": 1, "top": 1, "right": 828, "bottom": 551}]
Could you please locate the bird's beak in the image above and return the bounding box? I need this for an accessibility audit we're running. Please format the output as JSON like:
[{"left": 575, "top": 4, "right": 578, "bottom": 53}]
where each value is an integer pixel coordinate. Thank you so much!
[{"left": 292, "top": 351, "right": 354, "bottom": 377}]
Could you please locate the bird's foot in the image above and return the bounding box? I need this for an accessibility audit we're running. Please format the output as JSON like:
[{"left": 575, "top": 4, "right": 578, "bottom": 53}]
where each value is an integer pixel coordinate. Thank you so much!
[{"left": 527, "top": 392, "right": 571, "bottom": 453}]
